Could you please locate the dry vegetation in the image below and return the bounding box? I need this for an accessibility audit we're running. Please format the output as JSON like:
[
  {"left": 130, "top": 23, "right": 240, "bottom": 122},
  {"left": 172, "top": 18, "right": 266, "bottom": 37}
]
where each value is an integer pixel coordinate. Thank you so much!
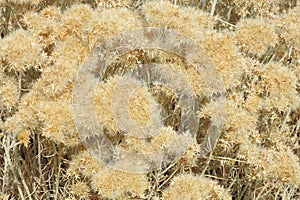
[{"left": 0, "top": 0, "right": 300, "bottom": 199}]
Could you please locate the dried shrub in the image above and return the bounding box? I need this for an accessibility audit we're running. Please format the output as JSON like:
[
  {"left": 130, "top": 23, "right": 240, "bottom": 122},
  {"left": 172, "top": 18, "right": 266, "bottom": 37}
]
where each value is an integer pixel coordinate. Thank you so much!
[
  {"left": 163, "top": 173, "right": 231, "bottom": 200},
  {"left": 235, "top": 18, "right": 277, "bottom": 58},
  {"left": 0, "top": 1, "right": 299, "bottom": 200}
]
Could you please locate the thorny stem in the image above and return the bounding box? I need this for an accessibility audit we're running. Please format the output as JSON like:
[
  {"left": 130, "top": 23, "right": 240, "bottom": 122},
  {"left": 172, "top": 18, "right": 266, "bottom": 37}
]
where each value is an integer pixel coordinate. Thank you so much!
[
  {"left": 53, "top": 144, "right": 63, "bottom": 200},
  {"left": 200, "top": 151, "right": 213, "bottom": 177},
  {"left": 6, "top": 0, "right": 23, "bottom": 30},
  {"left": 14, "top": 136, "right": 33, "bottom": 200},
  {"left": 255, "top": 183, "right": 271, "bottom": 199},
  {"left": 210, "top": 0, "right": 218, "bottom": 17},
  {"left": 158, "top": 166, "right": 180, "bottom": 189},
  {"left": 3, "top": 135, "right": 25, "bottom": 199},
  {"left": 17, "top": 72, "right": 22, "bottom": 100},
  {"left": 280, "top": 107, "right": 291, "bottom": 133},
  {"left": 146, "top": 170, "right": 160, "bottom": 200},
  {"left": 17, "top": 166, "right": 33, "bottom": 200},
  {"left": 35, "top": 131, "right": 51, "bottom": 199},
  {"left": 217, "top": 17, "right": 236, "bottom": 27}
]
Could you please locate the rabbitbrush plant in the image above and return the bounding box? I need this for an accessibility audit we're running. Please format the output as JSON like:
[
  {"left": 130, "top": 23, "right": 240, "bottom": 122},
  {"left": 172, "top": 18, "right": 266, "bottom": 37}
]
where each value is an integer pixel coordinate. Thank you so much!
[{"left": 0, "top": 0, "right": 300, "bottom": 199}]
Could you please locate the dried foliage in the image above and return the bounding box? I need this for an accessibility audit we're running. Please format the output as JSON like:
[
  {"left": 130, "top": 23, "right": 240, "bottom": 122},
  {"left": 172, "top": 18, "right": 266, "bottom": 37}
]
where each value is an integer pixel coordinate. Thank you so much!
[{"left": 0, "top": 0, "right": 300, "bottom": 199}]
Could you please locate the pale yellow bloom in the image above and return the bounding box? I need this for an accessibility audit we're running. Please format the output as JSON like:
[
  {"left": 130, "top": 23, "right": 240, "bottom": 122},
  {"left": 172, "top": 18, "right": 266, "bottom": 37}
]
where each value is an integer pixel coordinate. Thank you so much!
[{"left": 17, "top": 129, "right": 31, "bottom": 147}]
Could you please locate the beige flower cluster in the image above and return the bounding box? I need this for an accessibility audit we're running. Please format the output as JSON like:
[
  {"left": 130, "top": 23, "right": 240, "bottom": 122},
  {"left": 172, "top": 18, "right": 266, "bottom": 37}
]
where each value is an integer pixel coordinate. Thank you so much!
[{"left": 0, "top": 0, "right": 299, "bottom": 199}]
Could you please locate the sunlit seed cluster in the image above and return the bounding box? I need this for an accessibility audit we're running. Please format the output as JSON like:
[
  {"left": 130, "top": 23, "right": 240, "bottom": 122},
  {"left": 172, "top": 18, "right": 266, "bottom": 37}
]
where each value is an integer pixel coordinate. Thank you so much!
[
  {"left": 257, "top": 62, "right": 299, "bottom": 111},
  {"left": 203, "top": 31, "right": 247, "bottom": 89},
  {"left": 0, "top": 29, "right": 46, "bottom": 72},
  {"left": 235, "top": 18, "right": 277, "bottom": 57},
  {"left": 142, "top": 1, "right": 215, "bottom": 43},
  {"left": 163, "top": 174, "right": 231, "bottom": 200},
  {"left": 91, "top": 168, "right": 150, "bottom": 199}
]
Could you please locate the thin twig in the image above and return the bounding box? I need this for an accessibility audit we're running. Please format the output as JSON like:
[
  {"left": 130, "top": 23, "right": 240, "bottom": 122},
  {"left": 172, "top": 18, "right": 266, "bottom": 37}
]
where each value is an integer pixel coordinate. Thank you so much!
[{"left": 217, "top": 17, "right": 236, "bottom": 27}]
